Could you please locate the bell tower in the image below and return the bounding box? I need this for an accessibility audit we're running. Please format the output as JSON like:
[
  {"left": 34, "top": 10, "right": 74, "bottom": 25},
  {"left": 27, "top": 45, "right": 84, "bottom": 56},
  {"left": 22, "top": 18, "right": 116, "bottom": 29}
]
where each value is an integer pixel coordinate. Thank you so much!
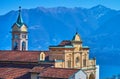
[{"left": 11, "top": 6, "right": 28, "bottom": 51}]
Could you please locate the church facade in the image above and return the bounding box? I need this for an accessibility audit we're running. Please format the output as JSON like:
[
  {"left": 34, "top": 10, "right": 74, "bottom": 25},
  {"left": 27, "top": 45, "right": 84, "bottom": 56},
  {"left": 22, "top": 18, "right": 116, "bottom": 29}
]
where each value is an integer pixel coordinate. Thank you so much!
[
  {"left": 0, "top": 7, "right": 99, "bottom": 79},
  {"left": 49, "top": 33, "right": 97, "bottom": 78}
]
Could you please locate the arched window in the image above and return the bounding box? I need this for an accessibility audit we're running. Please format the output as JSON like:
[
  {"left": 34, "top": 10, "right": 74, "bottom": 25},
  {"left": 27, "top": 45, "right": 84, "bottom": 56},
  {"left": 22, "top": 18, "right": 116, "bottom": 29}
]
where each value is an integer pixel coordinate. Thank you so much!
[
  {"left": 22, "top": 41, "right": 26, "bottom": 51},
  {"left": 83, "top": 59, "right": 86, "bottom": 67},
  {"left": 67, "top": 54, "right": 72, "bottom": 68},
  {"left": 22, "top": 34, "right": 26, "bottom": 38},
  {"left": 89, "top": 73, "right": 95, "bottom": 79},
  {"left": 40, "top": 52, "right": 45, "bottom": 61},
  {"left": 14, "top": 34, "right": 19, "bottom": 39},
  {"left": 14, "top": 42, "right": 18, "bottom": 50},
  {"left": 76, "top": 57, "right": 80, "bottom": 67},
  {"left": 41, "top": 54, "right": 44, "bottom": 60},
  {"left": 68, "top": 60, "right": 71, "bottom": 68},
  {"left": 76, "top": 57, "right": 79, "bottom": 63}
]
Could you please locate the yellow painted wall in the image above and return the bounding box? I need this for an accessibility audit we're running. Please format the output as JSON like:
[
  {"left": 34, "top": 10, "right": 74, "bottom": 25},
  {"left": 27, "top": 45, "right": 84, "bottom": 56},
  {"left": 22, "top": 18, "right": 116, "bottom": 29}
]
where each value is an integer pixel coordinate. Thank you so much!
[
  {"left": 12, "top": 25, "right": 20, "bottom": 31},
  {"left": 20, "top": 25, "right": 27, "bottom": 32},
  {"left": 55, "top": 61, "right": 63, "bottom": 68},
  {"left": 74, "top": 34, "right": 81, "bottom": 41}
]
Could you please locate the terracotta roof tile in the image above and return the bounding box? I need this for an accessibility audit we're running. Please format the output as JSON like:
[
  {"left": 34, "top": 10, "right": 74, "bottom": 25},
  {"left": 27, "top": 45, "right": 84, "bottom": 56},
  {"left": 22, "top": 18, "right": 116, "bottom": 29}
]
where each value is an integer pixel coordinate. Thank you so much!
[
  {"left": 0, "top": 68, "right": 30, "bottom": 79},
  {"left": 0, "top": 51, "right": 49, "bottom": 62},
  {"left": 32, "top": 67, "right": 78, "bottom": 78},
  {"left": 59, "top": 40, "right": 71, "bottom": 46},
  {"left": 30, "top": 66, "right": 45, "bottom": 73},
  {"left": 40, "top": 67, "right": 78, "bottom": 78}
]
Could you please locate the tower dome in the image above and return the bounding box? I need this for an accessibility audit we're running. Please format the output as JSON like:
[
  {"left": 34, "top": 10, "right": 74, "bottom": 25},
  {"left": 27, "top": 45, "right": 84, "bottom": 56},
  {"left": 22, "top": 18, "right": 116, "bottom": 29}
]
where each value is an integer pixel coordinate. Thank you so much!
[{"left": 72, "top": 32, "right": 82, "bottom": 42}]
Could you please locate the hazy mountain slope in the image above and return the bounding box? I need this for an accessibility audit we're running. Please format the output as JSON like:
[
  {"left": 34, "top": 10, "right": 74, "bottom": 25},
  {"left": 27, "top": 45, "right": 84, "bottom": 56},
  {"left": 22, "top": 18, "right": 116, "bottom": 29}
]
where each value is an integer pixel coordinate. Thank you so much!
[{"left": 0, "top": 5, "right": 120, "bottom": 66}]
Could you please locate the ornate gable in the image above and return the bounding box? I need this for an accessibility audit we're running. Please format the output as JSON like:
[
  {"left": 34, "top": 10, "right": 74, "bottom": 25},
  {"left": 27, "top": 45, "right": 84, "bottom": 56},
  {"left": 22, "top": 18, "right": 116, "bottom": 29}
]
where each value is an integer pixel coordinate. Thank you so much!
[
  {"left": 20, "top": 24, "right": 27, "bottom": 32},
  {"left": 12, "top": 24, "right": 20, "bottom": 32}
]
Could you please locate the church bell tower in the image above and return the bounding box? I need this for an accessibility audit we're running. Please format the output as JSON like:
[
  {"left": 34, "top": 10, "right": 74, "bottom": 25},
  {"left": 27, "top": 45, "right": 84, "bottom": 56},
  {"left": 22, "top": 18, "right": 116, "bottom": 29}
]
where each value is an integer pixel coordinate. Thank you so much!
[{"left": 11, "top": 7, "right": 28, "bottom": 51}]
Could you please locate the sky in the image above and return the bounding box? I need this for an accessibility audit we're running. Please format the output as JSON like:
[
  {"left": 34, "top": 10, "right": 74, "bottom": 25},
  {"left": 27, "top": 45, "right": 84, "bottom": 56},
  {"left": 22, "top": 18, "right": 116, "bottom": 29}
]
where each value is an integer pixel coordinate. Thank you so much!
[{"left": 0, "top": 0, "right": 120, "bottom": 15}]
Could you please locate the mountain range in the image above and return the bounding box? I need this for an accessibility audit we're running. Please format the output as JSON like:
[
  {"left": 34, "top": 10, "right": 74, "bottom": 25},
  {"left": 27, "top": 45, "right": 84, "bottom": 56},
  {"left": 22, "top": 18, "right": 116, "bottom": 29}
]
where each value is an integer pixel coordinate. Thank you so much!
[{"left": 0, "top": 5, "right": 120, "bottom": 69}]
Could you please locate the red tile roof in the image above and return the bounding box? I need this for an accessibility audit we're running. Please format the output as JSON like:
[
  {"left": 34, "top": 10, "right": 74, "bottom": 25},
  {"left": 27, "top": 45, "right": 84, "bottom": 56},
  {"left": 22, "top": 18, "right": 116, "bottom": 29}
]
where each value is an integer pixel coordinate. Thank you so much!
[
  {"left": 30, "top": 66, "right": 45, "bottom": 73},
  {"left": 0, "top": 68, "right": 30, "bottom": 79},
  {"left": 0, "top": 50, "right": 49, "bottom": 63},
  {"left": 40, "top": 67, "right": 78, "bottom": 78},
  {"left": 59, "top": 40, "right": 71, "bottom": 46},
  {"left": 31, "top": 67, "right": 78, "bottom": 78}
]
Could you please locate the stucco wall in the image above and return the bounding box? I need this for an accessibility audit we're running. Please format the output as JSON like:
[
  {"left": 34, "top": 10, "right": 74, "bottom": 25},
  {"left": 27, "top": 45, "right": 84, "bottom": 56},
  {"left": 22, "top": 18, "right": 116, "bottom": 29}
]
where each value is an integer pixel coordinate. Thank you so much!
[
  {"left": 31, "top": 73, "right": 38, "bottom": 79},
  {"left": 69, "top": 70, "right": 87, "bottom": 79},
  {"left": 96, "top": 65, "right": 99, "bottom": 79}
]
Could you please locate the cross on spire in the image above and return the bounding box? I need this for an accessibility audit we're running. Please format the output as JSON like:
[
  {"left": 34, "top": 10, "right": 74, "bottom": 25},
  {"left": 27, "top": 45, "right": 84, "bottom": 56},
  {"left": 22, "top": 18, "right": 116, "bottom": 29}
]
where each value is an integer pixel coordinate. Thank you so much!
[
  {"left": 16, "top": 6, "right": 23, "bottom": 26},
  {"left": 19, "top": 6, "right": 21, "bottom": 13}
]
